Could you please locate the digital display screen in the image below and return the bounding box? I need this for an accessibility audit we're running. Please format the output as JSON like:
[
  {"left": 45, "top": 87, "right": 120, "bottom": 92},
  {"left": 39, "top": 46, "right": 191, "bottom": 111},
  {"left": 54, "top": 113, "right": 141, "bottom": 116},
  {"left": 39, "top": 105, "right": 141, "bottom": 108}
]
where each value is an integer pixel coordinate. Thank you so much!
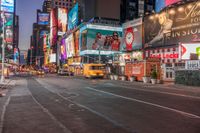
[
  {"left": 1, "top": 0, "right": 14, "bottom": 13},
  {"left": 38, "top": 13, "right": 50, "bottom": 25},
  {"left": 156, "top": 0, "right": 181, "bottom": 12}
]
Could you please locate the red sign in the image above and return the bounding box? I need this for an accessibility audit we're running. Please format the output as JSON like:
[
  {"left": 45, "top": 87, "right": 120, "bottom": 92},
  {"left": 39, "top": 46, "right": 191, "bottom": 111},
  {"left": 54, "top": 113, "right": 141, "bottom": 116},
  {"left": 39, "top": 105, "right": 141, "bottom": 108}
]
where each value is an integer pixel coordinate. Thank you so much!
[{"left": 150, "top": 53, "right": 179, "bottom": 59}]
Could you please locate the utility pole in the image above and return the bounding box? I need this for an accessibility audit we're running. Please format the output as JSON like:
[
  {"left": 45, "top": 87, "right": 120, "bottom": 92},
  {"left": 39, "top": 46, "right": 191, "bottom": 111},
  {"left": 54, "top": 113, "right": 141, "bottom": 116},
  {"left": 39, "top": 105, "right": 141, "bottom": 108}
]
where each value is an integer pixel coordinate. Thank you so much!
[{"left": 1, "top": 12, "right": 5, "bottom": 83}]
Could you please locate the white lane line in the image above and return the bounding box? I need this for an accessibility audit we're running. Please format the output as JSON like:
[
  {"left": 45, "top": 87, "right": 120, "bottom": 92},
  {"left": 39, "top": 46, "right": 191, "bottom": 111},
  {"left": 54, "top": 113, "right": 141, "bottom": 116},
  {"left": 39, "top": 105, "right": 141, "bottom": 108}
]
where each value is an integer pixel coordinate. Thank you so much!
[
  {"left": 29, "top": 89, "right": 72, "bottom": 133},
  {"left": 103, "top": 83, "right": 200, "bottom": 100},
  {"left": 34, "top": 79, "right": 132, "bottom": 132},
  {"left": 57, "top": 93, "right": 132, "bottom": 132},
  {"left": 0, "top": 96, "right": 10, "bottom": 133},
  {"left": 86, "top": 87, "right": 200, "bottom": 119}
]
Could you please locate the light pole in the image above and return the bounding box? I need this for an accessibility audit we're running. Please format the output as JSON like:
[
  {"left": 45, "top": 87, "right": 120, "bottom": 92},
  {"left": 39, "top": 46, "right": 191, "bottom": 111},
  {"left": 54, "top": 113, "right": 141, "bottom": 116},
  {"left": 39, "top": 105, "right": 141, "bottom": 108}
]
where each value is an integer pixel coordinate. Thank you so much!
[
  {"left": 30, "top": 46, "right": 33, "bottom": 65},
  {"left": 1, "top": 12, "right": 5, "bottom": 83}
]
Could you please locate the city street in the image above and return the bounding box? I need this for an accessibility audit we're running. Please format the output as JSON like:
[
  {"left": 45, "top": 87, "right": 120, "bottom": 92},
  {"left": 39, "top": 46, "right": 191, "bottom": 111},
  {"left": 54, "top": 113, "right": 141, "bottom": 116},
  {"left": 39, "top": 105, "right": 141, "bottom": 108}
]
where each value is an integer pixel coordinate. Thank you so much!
[{"left": 0, "top": 74, "right": 200, "bottom": 133}]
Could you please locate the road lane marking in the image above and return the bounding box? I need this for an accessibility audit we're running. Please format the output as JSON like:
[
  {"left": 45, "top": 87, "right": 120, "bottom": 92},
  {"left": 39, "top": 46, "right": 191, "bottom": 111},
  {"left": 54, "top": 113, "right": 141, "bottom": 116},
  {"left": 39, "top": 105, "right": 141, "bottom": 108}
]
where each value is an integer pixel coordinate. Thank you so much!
[
  {"left": 86, "top": 87, "right": 200, "bottom": 119},
  {"left": 0, "top": 96, "right": 10, "bottom": 133},
  {"left": 29, "top": 90, "right": 72, "bottom": 133},
  {"left": 102, "top": 83, "right": 200, "bottom": 100},
  {"left": 35, "top": 79, "right": 133, "bottom": 132},
  {"left": 57, "top": 93, "right": 133, "bottom": 132}
]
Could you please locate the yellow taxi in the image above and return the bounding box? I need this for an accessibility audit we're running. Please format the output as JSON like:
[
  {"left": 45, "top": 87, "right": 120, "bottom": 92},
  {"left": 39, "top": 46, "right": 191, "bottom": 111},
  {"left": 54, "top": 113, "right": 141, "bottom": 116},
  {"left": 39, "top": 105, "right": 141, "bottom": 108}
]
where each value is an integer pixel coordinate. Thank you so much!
[{"left": 83, "top": 64, "right": 105, "bottom": 78}]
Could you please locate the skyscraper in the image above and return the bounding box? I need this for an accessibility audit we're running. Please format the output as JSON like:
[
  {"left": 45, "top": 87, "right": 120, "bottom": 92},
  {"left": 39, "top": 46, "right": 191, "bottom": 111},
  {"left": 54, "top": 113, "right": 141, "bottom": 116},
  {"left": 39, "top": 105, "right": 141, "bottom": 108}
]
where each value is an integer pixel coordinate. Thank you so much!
[{"left": 120, "top": 0, "right": 155, "bottom": 23}]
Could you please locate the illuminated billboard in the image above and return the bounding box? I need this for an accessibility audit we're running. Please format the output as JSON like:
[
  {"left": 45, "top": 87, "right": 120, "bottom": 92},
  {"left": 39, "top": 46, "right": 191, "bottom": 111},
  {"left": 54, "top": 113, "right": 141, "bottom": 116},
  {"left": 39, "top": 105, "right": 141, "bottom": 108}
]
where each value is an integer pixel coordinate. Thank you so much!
[
  {"left": 4, "top": 13, "right": 13, "bottom": 44},
  {"left": 40, "top": 30, "right": 48, "bottom": 38},
  {"left": 79, "top": 24, "right": 122, "bottom": 55},
  {"left": 180, "top": 43, "right": 200, "bottom": 60},
  {"left": 145, "top": 1, "right": 200, "bottom": 48},
  {"left": 65, "top": 34, "right": 75, "bottom": 58},
  {"left": 37, "top": 13, "right": 49, "bottom": 25},
  {"left": 58, "top": 8, "right": 68, "bottom": 35},
  {"left": 122, "top": 18, "right": 143, "bottom": 51},
  {"left": 1, "top": 0, "right": 14, "bottom": 13},
  {"left": 60, "top": 39, "right": 67, "bottom": 61},
  {"left": 68, "top": 3, "right": 78, "bottom": 30},
  {"left": 50, "top": 9, "right": 58, "bottom": 46},
  {"left": 156, "top": 0, "right": 181, "bottom": 12}
]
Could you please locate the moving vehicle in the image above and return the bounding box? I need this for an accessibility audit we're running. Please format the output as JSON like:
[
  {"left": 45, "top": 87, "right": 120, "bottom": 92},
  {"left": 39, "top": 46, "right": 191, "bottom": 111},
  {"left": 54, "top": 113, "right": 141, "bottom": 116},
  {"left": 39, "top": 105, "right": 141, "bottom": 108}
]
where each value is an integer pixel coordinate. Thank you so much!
[
  {"left": 83, "top": 64, "right": 105, "bottom": 78},
  {"left": 57, "top": 68, "right": 70, "bottom": 76}
]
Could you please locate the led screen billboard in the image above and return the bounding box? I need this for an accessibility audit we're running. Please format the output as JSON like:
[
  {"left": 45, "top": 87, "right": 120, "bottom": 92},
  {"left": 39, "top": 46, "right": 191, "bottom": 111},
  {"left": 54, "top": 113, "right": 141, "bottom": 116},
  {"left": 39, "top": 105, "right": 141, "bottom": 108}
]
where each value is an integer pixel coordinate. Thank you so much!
[
  {"left": 50, "top": 9, "right": 58, "bottom": 46},
  {"left": 156, "top": 0, "right": 181, "bottom": 12},
  {"left": 80, "top": 25, "right": 122, "bottom": 52},
  {"left": 145, "top": 1, "right": 200, "bottom": 48},
  {"left": 122, "top": 18, "right": 143, "bottom": 51},
  {"left": 68, "top": 3, "right": 78, "bottom": 30},
  {"left": 1, "top": 0, "right": 14, "bottom": 13},
  {"left": 4, "top": 13, "right": 13, "bottom": 44},
  {"left": 180, "top": 43, "right": 200, "bottom": 60},
  {"left": 58, "top": 8, "right": 68, "bottom": 35},
  {"left": 40, "top": 30, "right": 48, "bottom": 38},
  {"left": 37, "top": 13, "right": 49, "bottom": 25},
  {"left": 65, "top": 34, "right": 75, "bottom": 58},
  {"left": 60, "top": 39, "right": 67, "bottom": 60}
]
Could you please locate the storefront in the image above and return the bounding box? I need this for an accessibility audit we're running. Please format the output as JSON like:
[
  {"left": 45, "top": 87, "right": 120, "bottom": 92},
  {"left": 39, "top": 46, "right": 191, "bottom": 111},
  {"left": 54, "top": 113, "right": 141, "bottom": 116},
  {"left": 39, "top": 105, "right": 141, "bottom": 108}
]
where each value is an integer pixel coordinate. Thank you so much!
[{"left": 145, "top": 46, "right": 185, "bottom": 81}]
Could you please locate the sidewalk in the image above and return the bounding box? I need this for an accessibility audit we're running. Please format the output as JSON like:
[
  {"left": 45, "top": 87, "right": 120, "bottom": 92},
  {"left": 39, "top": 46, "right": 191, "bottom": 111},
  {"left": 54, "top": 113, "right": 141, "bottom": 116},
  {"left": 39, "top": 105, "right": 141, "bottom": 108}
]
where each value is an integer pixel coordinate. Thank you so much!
[{"left": 0, "top": 79, "right": 16, "bottom": 97}]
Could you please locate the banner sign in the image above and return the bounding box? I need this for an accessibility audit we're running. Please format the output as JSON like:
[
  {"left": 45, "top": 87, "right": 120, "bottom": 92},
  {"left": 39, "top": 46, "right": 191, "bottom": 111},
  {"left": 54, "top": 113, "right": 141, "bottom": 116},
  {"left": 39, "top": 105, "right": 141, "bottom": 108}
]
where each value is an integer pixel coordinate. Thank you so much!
[
  {"left": 145, "top": 1, "right": 200, "bottom": 48},
  {"left": 122, "top": 18, "right": 143, "bottom": 51},
  {"left": 185, "top": 60, "right": 200, "bottom": 70}
]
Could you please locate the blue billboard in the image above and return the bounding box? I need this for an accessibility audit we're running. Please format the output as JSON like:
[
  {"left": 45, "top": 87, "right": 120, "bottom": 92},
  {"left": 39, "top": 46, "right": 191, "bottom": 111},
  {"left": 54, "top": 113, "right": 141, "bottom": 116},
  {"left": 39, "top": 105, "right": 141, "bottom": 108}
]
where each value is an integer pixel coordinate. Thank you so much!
[
  {"left": 156, "top": 0, "right": 181, "bottom": 12},
  {"left": 68, "top": 3, "right": 78, "bottom": 30},
  {"left": 1, "top": 0, "right": 14, "bottom": 13},
  {"left": 37, "top": 13, "right": 50, "bottom": 25}
]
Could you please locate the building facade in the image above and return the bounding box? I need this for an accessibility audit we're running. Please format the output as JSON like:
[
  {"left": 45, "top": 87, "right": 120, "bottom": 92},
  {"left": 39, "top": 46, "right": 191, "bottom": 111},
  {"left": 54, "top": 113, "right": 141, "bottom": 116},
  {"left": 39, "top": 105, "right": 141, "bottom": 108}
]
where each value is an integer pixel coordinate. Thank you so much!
[{"left": 120, "top": 0, "right": 155, "bottom": 23}]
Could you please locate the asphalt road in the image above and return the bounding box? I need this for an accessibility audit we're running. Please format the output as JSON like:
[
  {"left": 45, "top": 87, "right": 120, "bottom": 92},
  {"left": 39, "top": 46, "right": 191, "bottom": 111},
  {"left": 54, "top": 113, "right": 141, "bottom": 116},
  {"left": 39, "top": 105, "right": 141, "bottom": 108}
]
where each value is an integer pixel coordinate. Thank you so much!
[{"left": 1, "top": 74, "right": 200, "bottom": 133}]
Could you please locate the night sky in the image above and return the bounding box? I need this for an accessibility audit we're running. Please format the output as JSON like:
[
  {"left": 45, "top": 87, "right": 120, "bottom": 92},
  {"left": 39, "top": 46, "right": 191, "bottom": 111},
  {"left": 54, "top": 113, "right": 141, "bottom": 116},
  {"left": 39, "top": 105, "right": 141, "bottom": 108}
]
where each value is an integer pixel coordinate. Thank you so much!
[{"left": 16, "top": 0, "right": 44, "bottom": 51}]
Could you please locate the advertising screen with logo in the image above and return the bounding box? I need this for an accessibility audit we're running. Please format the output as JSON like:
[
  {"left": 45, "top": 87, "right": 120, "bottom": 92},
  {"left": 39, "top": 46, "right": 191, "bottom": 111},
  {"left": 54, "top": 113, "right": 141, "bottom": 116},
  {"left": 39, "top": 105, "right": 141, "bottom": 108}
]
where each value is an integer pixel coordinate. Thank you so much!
[
  {"left": 40, "top": 30, "right": 48, "bottom": 38},
  {"left": 180, "top": 43, "right": 200, "bottom": 60},
  {"left": 122, "top": 18, "right": 143, "bottom": 51},
  {"left": 37, "top": 13, "right": 49, "bottom": 25},
  {"left": 80, "top": 25, "right": 122, "bottom": 52},
  {"left": 68, "top": 3, "right": 78, "bottom": 30},
  {"left": 1, "top": 0, "right": 14, "bottom": 13},
  {"left": 74, "top": 31, "right": 80, "bottom": 56},
  {"left": 156, "top": 0, "right": 181, "bottom": 12},
  {"left": 65, "top": 34, "right": 75, "bottom": 58},
  {"left": 49, "top": 53, "right": 56, "bottom": 63},
  {"left": 50, "top": 9, "right": 58, "bottom": 46},
  {"left": 58, "top": 8, "right": 68, "bottom": 35},
  {"left": 60, "top": 39, "right": 67, "bottom": 61},
  {"left": 145, "top": 1, "right": 200, "bottom": 48}
]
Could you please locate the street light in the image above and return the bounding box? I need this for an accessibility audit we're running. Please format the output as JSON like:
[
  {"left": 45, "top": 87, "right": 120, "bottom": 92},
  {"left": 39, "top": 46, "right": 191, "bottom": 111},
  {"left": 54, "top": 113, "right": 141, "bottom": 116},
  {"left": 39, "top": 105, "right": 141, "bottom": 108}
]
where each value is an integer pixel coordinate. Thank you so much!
[
  {"left": 1, "top": 12, "right": 5, "bottom": 83},
  {"left": 30, "top": 46, "right": 34, "bottom": 65}
]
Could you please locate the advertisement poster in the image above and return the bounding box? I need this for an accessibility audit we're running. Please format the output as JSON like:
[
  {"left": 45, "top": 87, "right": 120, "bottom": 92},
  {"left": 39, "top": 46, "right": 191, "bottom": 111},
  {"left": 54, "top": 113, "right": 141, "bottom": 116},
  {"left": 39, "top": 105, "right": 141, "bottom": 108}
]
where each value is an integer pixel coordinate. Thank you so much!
[
  {"left": 145, "top": 1, "right": 200, "bottom": 48},
  {"left": 4, "top": 13, "right": 13, "bottom": 44},
  {"left": 65, "top": 34, "right": 75, "bottom": 58},
  {"left": 50, "top": 9, "right": 58, "bottom": 46},
  {"left": 40, "top": 30, "right": 48, "bottom": 38},
  {"left": 83, "top": 27, "right": 122, "bottom": 52},
  {"left": 68, "top": 3, "right": 78, "bottom": 30},
  {"left": 74, "top": 31, "right": 80, "bottom": 56},
  {"left": 180, "top": 43, "right": 200, "bottom": 60},
  {"left": 60, "top": 39, "right": 67, "bottom": 61},
  {"left": 37, "top": 13, "right": 49, "bottom": 25},
  {"left": 155, "top": 0, "right": 181, "bottom": 12},
  {"left": 1, "top": 0, "right": 14, "bottom": 13},
  {"left": 122, "top": 18, "right": 143, "bottom": 51},
  {"left": 58, "top": 8, "right": 68, "bottom": 35}
]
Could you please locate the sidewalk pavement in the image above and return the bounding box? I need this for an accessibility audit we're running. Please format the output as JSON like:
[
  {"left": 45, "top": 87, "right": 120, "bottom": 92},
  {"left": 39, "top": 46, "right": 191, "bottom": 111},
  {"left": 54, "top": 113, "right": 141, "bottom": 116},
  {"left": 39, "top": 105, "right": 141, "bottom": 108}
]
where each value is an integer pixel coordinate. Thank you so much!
[{"left": 0, "top": 79, "right": 16, "bottom": 97}]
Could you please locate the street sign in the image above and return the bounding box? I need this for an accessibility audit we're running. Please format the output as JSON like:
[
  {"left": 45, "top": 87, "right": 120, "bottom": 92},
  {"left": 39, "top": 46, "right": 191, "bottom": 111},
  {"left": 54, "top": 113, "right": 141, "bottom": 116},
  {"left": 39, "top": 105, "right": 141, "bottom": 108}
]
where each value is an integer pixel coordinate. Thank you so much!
[{"left": 185, "top": 60, "right": 200, "bottom": 70}]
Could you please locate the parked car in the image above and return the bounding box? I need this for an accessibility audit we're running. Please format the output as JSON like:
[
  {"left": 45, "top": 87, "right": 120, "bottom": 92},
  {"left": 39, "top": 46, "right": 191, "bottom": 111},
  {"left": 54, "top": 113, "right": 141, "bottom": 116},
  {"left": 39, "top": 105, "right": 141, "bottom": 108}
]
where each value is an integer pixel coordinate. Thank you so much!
[{"left": 57, "top": 69, "right": 70, "bottom": 76}]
